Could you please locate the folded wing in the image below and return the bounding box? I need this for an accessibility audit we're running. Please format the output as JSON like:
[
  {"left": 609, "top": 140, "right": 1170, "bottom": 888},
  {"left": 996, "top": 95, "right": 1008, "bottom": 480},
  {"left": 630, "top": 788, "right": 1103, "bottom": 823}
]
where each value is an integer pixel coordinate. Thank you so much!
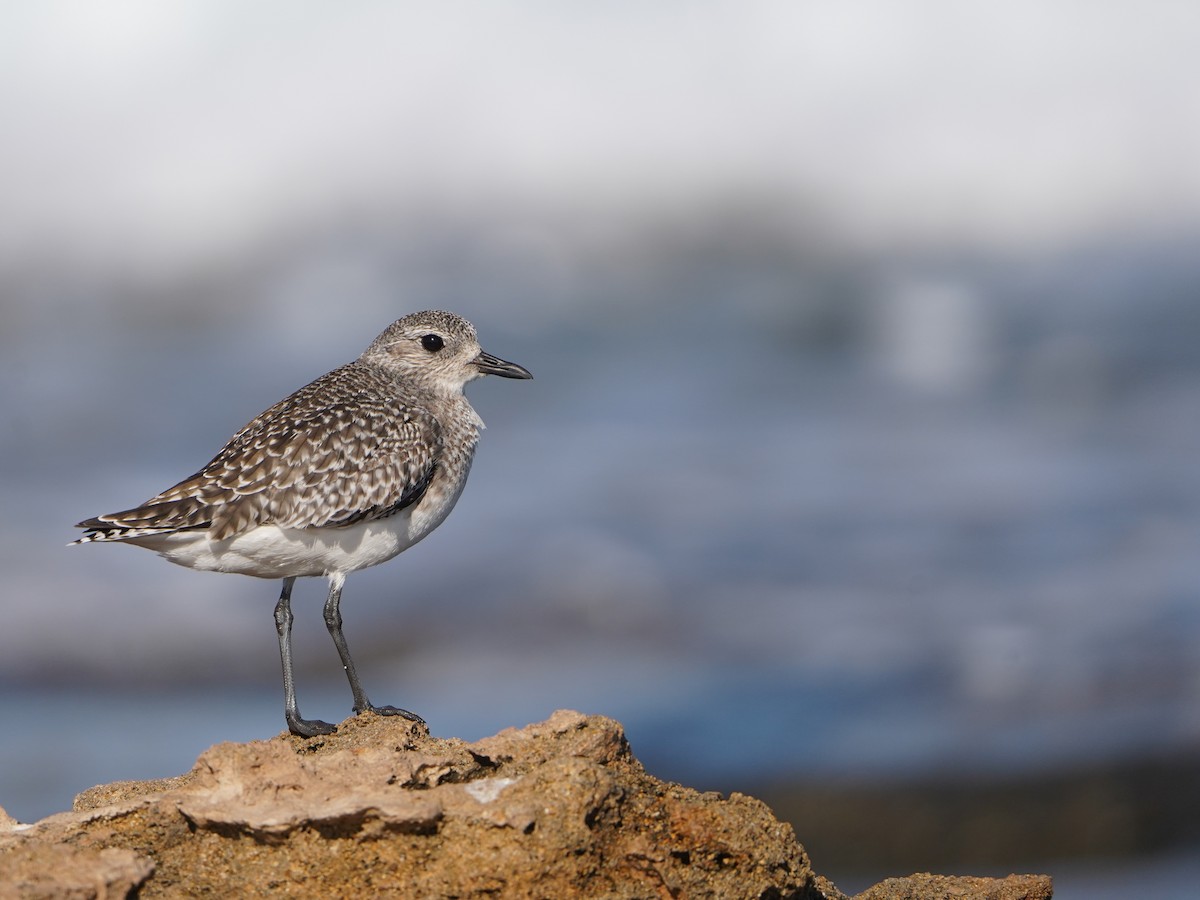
[{"left": 76, "top": 364, "right": 441, "bottom": 543}]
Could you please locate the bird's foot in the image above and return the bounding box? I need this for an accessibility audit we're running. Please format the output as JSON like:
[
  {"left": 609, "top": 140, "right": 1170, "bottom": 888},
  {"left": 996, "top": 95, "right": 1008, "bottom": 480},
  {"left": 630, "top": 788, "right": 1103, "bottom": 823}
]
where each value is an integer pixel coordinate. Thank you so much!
[
  {"left": 355, "top": 702, "right": 427, "bottom": 727},
  {"left": 286, "top": 711, "right": 337, "bottom": 737}
]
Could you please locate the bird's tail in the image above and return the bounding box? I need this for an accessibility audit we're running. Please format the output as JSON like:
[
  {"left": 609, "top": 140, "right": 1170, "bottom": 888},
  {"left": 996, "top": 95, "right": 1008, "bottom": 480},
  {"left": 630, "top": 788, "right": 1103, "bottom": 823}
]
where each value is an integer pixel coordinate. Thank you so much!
[
  {"left": 73, "top": 498, "right": 212, "bottom": 545},
  {"left": 71, "top": 522, "right": 188, "bottom": 545}
]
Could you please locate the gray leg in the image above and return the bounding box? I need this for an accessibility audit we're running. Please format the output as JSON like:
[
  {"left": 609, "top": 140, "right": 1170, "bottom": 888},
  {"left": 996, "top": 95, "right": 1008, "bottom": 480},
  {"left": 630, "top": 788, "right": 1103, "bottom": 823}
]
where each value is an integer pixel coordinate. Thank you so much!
[
  {"left": 322, "top": 573, "right": 425, "bottom": 725},
  {"left": 274, "top": 577, "right": 336, "bottom": 737}
]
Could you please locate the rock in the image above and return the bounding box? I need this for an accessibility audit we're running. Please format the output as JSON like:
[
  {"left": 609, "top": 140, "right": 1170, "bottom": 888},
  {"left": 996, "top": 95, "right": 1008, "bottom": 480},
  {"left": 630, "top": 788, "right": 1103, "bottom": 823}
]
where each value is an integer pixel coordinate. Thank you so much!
[
  {"left": 855, "top": 873, "right": 1054, "bottom": 900},
  {"left": 0, "top": 844, "right": 154, "bottom": 900},
  {"left": 0, "top": 710, "right": 1052, "bottom": 899}
]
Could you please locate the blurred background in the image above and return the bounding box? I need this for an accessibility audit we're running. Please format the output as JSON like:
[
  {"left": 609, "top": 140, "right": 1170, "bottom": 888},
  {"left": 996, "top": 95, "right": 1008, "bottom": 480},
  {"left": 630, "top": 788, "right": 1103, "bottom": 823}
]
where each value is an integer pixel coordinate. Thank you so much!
[{"left": 2, "top": 1, "right": 1199, "bottom": 894}]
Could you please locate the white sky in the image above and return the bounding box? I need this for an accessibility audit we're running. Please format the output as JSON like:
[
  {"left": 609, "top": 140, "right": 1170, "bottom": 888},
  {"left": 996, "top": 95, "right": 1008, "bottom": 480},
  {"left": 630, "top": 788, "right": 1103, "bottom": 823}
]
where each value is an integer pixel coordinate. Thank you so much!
[{"left": 1, "top": 1, "right": 1198, "bottom": 275}]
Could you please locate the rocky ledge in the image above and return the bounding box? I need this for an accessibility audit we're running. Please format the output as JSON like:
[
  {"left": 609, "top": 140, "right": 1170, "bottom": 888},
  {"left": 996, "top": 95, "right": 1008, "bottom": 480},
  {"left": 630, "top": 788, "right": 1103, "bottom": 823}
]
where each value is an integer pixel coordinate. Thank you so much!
[{"left": 0, "top": 710, "right": 1050, "bottom": 899}]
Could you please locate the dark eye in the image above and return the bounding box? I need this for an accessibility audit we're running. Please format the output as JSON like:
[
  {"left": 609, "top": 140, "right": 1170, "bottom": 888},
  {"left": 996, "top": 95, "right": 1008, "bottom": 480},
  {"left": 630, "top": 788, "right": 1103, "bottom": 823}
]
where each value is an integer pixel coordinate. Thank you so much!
[{"left": 420, "top": 334, "right": 444, "bottom": 352}]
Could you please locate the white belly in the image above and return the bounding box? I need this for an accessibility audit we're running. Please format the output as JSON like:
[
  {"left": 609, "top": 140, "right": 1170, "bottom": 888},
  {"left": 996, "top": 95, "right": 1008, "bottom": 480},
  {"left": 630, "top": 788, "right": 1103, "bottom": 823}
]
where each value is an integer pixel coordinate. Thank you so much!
[
  {"left": 131, "top": 472, "right": 469, "bottom": 579},
  {"left": 135, "top": 518, "right": 408, "bottom": 578}
]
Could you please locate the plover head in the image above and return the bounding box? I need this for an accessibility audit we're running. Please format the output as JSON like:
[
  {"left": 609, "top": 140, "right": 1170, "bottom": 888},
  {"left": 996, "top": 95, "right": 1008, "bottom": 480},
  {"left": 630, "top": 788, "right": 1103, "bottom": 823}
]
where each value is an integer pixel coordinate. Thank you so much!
[{"left": 362, "top": 310, "right": 531, "bottom": 394}]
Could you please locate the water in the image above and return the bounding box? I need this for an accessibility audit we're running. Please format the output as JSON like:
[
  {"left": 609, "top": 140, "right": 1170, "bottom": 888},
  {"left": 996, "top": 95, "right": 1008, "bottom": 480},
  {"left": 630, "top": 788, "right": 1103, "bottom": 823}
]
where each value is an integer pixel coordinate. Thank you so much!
[{"left": 1, "top": 244, "right": 1199, "bottom": 885}]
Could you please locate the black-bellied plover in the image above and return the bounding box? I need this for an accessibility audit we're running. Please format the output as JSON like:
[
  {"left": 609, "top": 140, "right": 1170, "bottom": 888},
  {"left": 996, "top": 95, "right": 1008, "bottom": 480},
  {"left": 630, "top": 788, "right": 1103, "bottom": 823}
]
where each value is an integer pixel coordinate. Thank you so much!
[{"left": 75, "top": 310, "right": 531, "bottom": 737}]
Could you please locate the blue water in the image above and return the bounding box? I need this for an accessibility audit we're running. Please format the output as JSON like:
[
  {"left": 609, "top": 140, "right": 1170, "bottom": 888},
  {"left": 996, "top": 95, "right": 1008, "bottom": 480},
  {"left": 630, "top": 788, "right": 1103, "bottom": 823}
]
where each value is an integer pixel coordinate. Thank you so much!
[{"left": 1, "top": 243, "right": 1199, "bottom": 893}]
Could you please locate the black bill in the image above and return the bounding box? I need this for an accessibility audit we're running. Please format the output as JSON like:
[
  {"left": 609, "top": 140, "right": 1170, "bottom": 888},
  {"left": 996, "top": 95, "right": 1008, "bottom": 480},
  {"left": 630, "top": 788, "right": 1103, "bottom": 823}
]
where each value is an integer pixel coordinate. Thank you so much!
[{"left": 473, "top": 350, "right": 532, "bottom": 379}]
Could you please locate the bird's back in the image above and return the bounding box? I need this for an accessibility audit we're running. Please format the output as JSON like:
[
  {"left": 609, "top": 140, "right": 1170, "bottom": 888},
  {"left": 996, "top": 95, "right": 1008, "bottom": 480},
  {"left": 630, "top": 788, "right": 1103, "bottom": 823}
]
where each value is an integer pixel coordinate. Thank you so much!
[{"left": 76, "top": 360, "right": 458, "bottom": 546}]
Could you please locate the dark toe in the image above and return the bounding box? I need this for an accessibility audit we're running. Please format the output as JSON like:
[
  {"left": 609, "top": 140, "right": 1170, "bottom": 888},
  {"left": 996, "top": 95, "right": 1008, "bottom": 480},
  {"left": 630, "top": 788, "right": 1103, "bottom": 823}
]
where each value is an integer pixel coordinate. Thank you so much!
[{"left": 287, "top": 714, "right": 337, "bottom": 737}]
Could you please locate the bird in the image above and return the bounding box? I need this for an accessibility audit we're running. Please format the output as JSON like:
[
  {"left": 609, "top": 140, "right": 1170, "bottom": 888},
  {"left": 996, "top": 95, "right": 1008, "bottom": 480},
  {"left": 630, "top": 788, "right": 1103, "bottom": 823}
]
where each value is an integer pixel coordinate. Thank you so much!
[{"left": 74, "top": 310, "right": 532, "bottom": 737}]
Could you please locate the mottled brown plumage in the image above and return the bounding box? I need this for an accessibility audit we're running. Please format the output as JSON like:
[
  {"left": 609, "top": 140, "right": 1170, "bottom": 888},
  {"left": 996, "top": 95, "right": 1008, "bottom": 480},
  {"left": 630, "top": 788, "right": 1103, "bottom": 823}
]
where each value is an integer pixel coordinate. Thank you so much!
[
  {"left": 78, "top": 362, "right": 442, "bottom": 541},
  {"left": 74, "top": 310, "right": 531, "bottom": 737}
]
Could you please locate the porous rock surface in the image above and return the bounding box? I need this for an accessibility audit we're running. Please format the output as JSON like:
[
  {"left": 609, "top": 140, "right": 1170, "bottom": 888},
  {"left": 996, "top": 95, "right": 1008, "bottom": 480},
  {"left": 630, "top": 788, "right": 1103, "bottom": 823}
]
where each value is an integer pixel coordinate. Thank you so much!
[
  {"left": 855, "top": 873, "right": 1053, "bottom": 900},
  {"left": 0, "top": 710, "right": 1051, "bottom": 899}
]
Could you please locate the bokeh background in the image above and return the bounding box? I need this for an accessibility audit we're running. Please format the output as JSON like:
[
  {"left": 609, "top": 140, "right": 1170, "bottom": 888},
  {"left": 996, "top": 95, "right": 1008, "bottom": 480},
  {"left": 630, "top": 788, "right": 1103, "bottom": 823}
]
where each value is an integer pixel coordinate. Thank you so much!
[{"left": 2, "top": 1, "right": 1199, "bottom": 894}]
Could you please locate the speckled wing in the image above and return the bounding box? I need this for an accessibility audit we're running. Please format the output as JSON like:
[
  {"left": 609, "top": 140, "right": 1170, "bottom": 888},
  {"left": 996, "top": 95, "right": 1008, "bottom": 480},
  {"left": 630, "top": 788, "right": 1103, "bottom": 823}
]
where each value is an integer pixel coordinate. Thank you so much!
[{"left": 76, "top": 363, "right": 442, "bottom": 542}]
